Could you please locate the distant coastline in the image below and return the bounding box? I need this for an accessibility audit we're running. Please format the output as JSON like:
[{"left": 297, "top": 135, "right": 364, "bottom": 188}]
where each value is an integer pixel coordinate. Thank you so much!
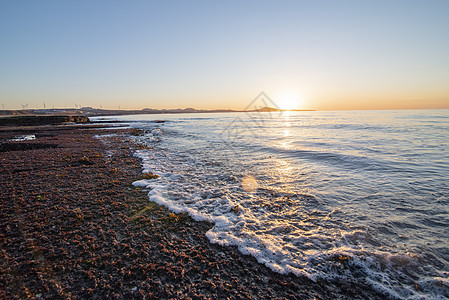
[{"left": 0, "top": 106, "right": 314, "bottom": 117}]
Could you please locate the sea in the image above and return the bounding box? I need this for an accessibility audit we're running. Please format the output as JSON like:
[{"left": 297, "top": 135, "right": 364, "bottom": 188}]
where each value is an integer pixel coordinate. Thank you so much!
[{"left": 92, "top": 109, "right": 449, "bottom": 299}]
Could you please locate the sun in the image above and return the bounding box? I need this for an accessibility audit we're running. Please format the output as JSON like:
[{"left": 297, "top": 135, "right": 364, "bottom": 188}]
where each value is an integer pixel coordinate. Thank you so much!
[
  {"left": 276, "top": 92, "right": 303, "bottom": 110},
  {"left": 278, "top": 98, "right": 298, "bottom": 110}
]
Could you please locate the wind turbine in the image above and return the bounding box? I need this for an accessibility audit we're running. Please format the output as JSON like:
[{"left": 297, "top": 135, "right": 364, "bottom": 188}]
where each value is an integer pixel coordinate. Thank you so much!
[{"left": 1, "top": 104, "right": 5, "bottom": 110}]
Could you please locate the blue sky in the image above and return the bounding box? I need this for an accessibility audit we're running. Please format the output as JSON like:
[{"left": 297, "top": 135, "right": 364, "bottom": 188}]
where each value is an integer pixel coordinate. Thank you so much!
[{"left": 1, "top": 0, "right": 449, "bottom": 110}]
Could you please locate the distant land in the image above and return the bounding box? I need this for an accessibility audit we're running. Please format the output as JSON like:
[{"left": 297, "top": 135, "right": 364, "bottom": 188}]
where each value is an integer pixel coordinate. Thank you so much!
[{"left": 0, "top": 106, "right": 314, "bottom": 117}]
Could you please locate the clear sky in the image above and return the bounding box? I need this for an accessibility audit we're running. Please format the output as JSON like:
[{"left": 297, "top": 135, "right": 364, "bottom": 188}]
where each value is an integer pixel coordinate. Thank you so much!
[{"left": 1, "top": 0, "right": 449, "bottom": 111}]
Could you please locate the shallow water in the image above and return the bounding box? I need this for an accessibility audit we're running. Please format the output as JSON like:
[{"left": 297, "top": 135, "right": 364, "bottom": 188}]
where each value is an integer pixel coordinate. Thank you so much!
[{"left": 93, "top": 109, "right": 449, "bottom": 299}]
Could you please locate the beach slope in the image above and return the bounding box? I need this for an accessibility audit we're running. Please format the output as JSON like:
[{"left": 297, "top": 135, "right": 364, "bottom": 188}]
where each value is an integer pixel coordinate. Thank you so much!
[{"left": 0, "top": 123, "right": 386, "bottom": 299}]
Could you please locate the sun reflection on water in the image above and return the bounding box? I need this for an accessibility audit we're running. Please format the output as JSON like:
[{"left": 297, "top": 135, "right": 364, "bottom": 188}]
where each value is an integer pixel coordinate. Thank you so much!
[
  {"left": 280, "top": 139, "right": 292, "bottom": 149},
  {"left": 276, "top": 159, "right": 293, "bottom": 175}
]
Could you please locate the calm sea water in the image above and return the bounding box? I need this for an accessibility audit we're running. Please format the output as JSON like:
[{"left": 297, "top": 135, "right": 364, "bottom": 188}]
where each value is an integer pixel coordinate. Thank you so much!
[{"left": 94, "top": 109, "right": 449, "bottom": 299}]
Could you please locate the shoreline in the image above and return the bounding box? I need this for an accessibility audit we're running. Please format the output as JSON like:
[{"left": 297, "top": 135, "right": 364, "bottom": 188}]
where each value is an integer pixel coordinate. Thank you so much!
[{"left": 0, "top": 123, "right": 387, "bottom": 299}]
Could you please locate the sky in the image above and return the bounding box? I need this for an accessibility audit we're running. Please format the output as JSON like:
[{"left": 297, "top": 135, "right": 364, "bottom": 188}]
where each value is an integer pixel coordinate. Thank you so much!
[{"left": 1, "top": 0, "right": 449, "bottom": 111}]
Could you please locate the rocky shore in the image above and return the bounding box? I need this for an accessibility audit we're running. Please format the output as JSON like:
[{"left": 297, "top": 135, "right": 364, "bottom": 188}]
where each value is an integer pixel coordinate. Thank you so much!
[
  {"left": 0, "top": 123, "right": 387, "bottom": 299},
  {"left": 0, "top": 115, "right": 90, "bottom": 127}
]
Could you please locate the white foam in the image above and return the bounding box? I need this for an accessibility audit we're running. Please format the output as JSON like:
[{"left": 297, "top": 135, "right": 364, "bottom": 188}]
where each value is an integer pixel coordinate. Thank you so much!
[
  {"left": 10, "top": 134, "right": 35, "bottom": 141},
  {"left": 415, "top": 277, "right": 449, "bottom": 300},
  {"left": 132, "top": 180, "right": 150, "bottom": 187},
  {"left": 151, "top": 128, "right": 162, "bottom": 136}
]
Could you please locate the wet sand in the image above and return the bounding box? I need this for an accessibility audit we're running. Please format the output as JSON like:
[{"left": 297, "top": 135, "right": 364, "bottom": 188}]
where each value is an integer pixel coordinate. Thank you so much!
[{"left": 0, "top": 123, "right": 387, "bottom": 299}]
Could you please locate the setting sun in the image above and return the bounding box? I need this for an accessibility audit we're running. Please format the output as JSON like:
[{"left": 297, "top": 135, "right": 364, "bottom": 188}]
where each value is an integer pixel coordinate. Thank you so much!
[{"left": 276, "top": 91, "right": 304, "bottom": 110}]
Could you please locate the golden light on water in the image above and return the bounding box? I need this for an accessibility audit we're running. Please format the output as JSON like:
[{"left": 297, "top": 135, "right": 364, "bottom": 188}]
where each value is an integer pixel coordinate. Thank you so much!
[
  {"left": 242, "top": 175, "right": 258, "bottom": 193},
  {"left": 281, "top": 110, "right": 293, "bottom": 144},
  {"left": 284, "top": 113, "right": 291, "bottom": 129},
  {"left": 283, "top": 110, "right": 291, "bottom": 128},
  {"left": 277, "top": 159, "right": 293, "bottom": 175}
]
